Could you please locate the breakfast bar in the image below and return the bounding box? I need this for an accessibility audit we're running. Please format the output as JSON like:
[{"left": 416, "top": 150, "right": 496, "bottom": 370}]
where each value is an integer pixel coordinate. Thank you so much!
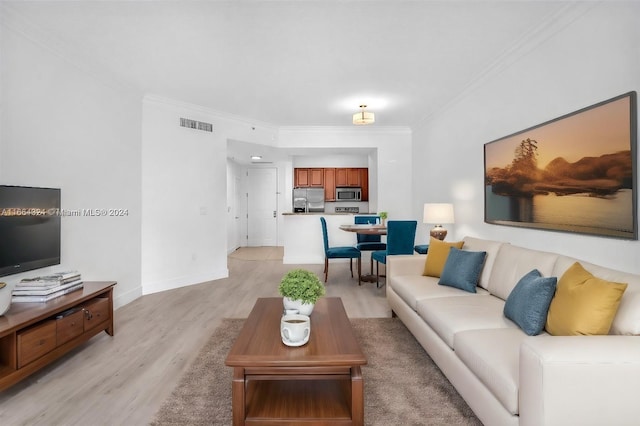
[{"left": 282, "top": 213, "right": 381, "bottom": 265}]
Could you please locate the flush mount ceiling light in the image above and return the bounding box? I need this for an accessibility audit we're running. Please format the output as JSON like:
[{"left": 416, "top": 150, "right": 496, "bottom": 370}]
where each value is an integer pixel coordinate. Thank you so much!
[
  {"left": 250, "top": 155, "right": 262, "bottom": 160},
  {"left": 353, "top": 105, "right": 375, "bottom": 125}
]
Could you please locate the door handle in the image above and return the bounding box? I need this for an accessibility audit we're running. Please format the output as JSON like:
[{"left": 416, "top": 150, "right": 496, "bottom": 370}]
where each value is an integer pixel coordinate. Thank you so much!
[{"left": 273, "top": 211, "right": 277, "bottom": 218}]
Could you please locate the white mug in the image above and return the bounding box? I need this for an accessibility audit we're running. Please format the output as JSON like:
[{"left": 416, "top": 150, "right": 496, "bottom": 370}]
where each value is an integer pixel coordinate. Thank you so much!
[{"left": 281, "top": 314, "right": 310, "bottom": 346}]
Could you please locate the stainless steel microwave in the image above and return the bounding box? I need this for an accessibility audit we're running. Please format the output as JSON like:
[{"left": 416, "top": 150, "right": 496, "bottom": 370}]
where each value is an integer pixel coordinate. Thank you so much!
[{"left": 336, "top": 187, "right": 362, "bottom": 201}]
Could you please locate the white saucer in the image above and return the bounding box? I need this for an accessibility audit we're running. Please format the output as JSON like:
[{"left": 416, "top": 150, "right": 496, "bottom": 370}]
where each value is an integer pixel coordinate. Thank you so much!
[{"left": 282, "top": 335, "right": 309, "bottom": 347}]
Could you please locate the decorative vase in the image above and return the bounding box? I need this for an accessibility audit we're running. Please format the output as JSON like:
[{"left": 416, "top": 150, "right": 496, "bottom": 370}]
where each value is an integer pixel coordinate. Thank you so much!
[
  {"left": 0, "top": 281, "right": 15, "bottom": 316},
  {"left": 283, "top": 297, "right": 315, "bottom": 316}
]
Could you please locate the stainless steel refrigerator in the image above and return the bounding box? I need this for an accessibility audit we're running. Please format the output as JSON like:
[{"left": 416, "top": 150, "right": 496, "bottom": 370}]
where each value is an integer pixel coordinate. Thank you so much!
[{"left": 292, "top": 188, "right": 325, "bottom": 213}]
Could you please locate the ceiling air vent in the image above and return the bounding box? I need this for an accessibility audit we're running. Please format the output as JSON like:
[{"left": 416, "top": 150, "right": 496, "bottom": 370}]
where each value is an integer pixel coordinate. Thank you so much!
[{"left": 180, "top": 117, "right": 213, "bottom": 132}]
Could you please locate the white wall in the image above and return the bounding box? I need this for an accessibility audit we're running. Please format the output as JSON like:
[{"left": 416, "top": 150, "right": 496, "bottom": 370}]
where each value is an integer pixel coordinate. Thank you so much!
[
  {"left": 294, "top": 154, "right": 369, "bottom": 168},
  {"left": 0, "top": 20, "right": 142, "bottom": 308},
  {"left": 279, "top": 127, "right": 413, "bottom": 219},
  {"left": 141, "top": 97, "right": 226, "bottom": 294},
  {"left": 412, "top": 2, "right": 640, "bottom": 274},
  {"left": 141, "top": 96, "right": 278, "bottom": 294}
]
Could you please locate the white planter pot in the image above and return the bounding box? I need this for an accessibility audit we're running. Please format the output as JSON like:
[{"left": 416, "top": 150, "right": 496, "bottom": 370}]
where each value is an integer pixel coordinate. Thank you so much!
[{"left": 283, "top": 297, "right": 315, "bottom": 316}]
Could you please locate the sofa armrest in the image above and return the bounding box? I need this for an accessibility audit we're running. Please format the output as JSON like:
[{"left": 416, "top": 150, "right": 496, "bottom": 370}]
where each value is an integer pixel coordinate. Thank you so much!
[
  {"left": 387, "top": 254, "right": 426, "bottom": 278},
  {"left": 520, "top": 336, "right": 640, "bottom": 426}
]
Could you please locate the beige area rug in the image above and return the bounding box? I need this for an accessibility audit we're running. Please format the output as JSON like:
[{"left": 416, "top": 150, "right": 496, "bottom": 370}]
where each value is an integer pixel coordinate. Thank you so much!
[
  {"left": 228, "top": 246, "right": 284, "bottom": 261},
  {"left": 151, "top": 318, "right": 481, "bottom": 426}
]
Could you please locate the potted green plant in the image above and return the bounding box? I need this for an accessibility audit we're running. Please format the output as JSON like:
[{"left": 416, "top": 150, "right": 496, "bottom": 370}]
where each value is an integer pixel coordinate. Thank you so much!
[
  {"left": 379, "top": 211, "right": 388, "bottom": 226},
  {"left": 278, "top": 269, "right": 325, "bottom": 315}
]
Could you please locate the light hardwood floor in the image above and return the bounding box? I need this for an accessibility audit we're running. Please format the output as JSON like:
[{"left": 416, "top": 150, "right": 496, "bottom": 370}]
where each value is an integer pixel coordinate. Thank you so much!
[{"left": 0, "top": 248, "right": 390, "bottom": 425}]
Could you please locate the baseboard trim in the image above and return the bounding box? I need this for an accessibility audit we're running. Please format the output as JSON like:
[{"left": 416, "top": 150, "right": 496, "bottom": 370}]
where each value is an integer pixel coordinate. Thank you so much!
[{"left": 141, "top": 268, "right": 229, "bottom": 295}]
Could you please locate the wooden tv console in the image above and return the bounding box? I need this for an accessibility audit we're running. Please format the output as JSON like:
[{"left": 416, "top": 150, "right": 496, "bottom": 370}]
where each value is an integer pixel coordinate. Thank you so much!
[{"left": 0, "top": 281, "right": 116, "bottom": 391}]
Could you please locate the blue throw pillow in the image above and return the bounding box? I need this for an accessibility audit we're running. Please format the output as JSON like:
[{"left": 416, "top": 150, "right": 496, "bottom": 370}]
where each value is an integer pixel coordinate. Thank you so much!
[
  {"left": 438, "top": 248, "right": 487, "bottom": 293},
  {"left": 504, "top": 269, "right": 557, "bottom": 336}
]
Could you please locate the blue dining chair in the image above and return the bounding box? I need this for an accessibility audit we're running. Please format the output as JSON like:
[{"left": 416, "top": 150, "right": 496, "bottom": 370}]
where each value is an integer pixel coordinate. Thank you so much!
[
  {"left": 320, "top": 217, "right": 361, "bottom": 283},
  {"left": 354, "top": 215, "right": 387, "bottom": 275},
  {"left": 371, "top": 220, "right": 417, "bottom": 287}
]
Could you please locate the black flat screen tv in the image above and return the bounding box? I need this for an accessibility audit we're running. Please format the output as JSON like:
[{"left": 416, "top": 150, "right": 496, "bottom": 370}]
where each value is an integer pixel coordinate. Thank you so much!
[{"left": 0, "top": 185, "right": 61, "bottom": 277}]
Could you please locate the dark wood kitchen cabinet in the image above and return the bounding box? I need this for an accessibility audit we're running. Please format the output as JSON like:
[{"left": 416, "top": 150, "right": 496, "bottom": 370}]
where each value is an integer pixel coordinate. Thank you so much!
[
  {"left": 309, "top": 169, "right": 324, "bottom": 186},
  {"left": 324, "top": 168, "right": 336, "bottom": 201},
  {"left": 335, "top": 168, "right": 347, "bottom": 186},
  {"left": 335, "top": 168, "right": 361, "bottom": 187},
  {"left": 294, "top": 168, "right": 324, "bottom": 187},
  {"left": 347, "top": 168, "right": 361, "bottom": 186},
  {"left": 294, "top": 168, "right": 309, "bottom": 187},
  {"left": 360, "top": 168, "right": 369, "bottom": 201},
  {"left": 294, "top": 167, "right": 368, "bottom": 201}
]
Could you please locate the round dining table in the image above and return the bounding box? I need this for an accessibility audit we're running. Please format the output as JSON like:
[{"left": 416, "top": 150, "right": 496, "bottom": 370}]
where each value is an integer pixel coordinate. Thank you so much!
[
  {"left": 338, "top": 224, "right": 387, "bottom": 235},
  {"left": 339, "top": 224, "right": 387, "bottom": 283},
  {"left": 340, "top": 223, "right": 429, "bottom": 255}
]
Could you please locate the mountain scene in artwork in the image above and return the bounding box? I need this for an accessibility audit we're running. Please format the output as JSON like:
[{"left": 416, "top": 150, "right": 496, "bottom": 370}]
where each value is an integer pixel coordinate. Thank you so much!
[{"left": 486, "top": 138, "right": 632, "bottom": 198}]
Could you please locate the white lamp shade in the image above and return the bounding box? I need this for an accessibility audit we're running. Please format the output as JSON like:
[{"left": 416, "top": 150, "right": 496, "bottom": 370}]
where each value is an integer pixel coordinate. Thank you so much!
[{"left": 423, "top": 203, "right": 454, "bottom": 224}]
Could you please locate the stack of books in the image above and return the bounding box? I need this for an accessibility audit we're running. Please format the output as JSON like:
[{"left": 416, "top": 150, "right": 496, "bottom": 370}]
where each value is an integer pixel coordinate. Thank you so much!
[{"left": 12, "top": 271, "right": 83, "bottom": 303}]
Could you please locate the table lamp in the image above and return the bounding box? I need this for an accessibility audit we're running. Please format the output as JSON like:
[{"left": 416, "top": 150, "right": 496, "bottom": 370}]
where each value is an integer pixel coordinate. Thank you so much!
[{"left": 423, "top": 203, "right": 454, "bottom": 241}]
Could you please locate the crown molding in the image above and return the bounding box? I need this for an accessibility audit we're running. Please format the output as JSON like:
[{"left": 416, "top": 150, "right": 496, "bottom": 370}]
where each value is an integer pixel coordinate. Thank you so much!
[
  {"left": 415, "top": 1, "right": 599, "bottom": 129},
  {"left": 0, "top": 3, "right": 141, "bottom": 99},
  {"left": 144, "top": 95, "right": 411, "bottom": 135},
  {"left": 279, "top": 125, "right": 412, "bottom": 135},
  {"left": 143, "top": 94, "right": 279, "bottom": 131}
]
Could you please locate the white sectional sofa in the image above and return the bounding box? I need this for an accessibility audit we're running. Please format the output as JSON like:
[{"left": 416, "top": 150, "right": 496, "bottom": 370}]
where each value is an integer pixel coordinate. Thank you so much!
[{"left": 386, "top": 236, "right": 640, "bottom": 426}]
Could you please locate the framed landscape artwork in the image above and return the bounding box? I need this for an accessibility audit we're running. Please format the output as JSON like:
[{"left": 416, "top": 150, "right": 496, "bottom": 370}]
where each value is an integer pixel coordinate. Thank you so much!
[{"left": 484, "top": 91, "right": 637, "bottom": 240}]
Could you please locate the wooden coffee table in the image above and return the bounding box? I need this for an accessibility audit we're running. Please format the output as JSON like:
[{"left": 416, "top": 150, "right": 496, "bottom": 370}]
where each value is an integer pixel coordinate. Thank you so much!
[{"left": 225, "top": 297, "right": 367, "bottom": 425}]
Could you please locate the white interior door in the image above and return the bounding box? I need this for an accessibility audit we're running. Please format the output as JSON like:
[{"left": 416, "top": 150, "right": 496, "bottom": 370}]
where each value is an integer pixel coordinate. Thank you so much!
[
  {"left": 247, "top": 168, "right": 277, "bottom": 246},
  {"left": 229, "top": 175, "right": 242, "bottom": 250}
]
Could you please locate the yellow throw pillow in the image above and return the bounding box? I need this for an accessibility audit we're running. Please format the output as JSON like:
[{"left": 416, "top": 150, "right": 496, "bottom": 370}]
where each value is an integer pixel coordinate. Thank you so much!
[
  {"left": 546, "top": 262, "right": 628, "bottom": 336},
  {"left": 423, "top": 237, "right": 464, "bottom": 277}
]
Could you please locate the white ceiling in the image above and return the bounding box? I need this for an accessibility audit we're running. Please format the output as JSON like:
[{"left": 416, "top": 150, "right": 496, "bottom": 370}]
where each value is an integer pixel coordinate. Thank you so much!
[{"left": 3, "top": 1, "right": 571, "bottom": 128}]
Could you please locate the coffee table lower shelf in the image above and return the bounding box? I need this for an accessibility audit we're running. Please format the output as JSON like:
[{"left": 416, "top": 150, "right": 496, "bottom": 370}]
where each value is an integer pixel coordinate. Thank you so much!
[{"left": 235, "top": 366, "right": 363, "bottom": 426}]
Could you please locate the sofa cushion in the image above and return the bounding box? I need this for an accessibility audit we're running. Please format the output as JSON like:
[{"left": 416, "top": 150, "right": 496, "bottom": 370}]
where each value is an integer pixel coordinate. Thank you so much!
[
  {"left": 416, "top": 295, "right": 517, "bottom": 349},
  {"left": 503, "top": 269, "right": 557, "bottom": 336},
  {"left": 438, "top": 248, "right": 487, "bottom": 293},
  {"left": 546, "top": 262, "right": 627, "bottom": 336},
  {"left": 390, "top": 275, "right": 489, "bottom": 311},
  {"left": 488, "top": 244, "right": 559, "bottom": 301},
  {"left": 462, "top": 237, "right": 507, "bottom": 290},
  {"left": 423, "top": 237, "right": 464, "bottom": 277},
  {"left": 454, "top": 328, "right": 530, "bottom": 415},
  {"left": 554, "top": 256, "right": 640, "bottom": 335}
]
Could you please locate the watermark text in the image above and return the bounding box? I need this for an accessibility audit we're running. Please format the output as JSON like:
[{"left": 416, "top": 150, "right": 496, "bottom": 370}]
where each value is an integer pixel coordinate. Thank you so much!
[{"left": 0, "top": 208, "right": 129, "bottom": 217}]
